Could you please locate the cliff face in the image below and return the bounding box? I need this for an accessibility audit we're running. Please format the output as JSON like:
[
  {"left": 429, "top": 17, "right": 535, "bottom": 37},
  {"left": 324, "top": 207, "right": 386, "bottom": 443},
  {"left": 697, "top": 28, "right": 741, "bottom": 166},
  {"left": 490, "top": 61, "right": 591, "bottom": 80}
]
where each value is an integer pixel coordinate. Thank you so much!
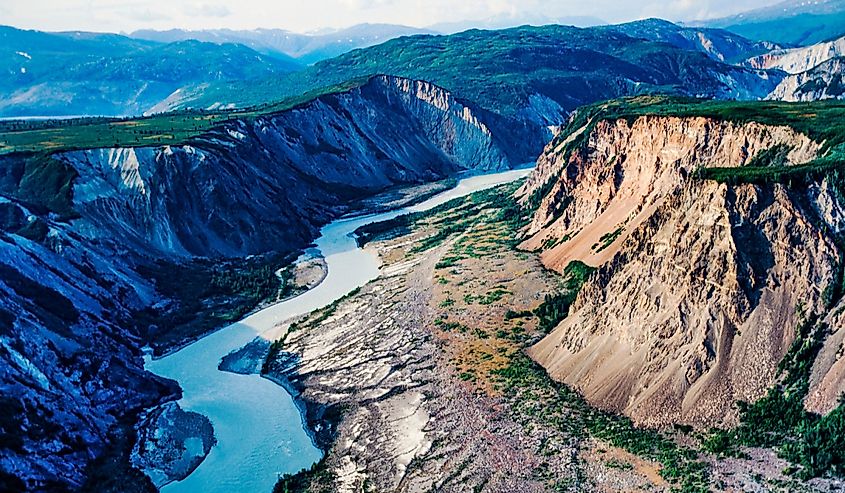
[
  {"left": 63, "top": 76, "right": 516, "bottom": 259},
  {"left": 520, "top": 114, "right": 844, "bottom": 428},
  {"left": 767, "top": 58, "right": 845, "bottom": 102},
  {"left": 747, "top": 35, "right": 845, "bottom": 74},
  {"left": 0, "top": 201, "right": 177, "bottom": 492},
  {"left": 0, "top": 75, "right": 521, "bottom": 490},
  {"left": 519, "top": 116, "right": 820, "bottom": 271}
]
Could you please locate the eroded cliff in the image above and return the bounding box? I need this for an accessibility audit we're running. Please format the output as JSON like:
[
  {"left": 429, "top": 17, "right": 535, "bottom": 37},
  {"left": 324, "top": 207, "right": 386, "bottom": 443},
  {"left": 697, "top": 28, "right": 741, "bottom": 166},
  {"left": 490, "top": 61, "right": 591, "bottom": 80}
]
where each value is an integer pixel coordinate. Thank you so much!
[
  {"left": 0, "top": 75, "right": 524, "bottom": 491},
  {"left": 519, "top": 102, "right": 845, "bottom": 428},
  {"left": 767, "top": 58, "right": 845, "bottom": 102}
]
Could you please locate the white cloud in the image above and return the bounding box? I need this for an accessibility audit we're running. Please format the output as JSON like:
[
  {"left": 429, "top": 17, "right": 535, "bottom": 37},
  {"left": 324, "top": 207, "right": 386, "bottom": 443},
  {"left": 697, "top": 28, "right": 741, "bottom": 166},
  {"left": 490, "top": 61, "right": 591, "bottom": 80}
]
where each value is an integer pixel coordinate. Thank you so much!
[
  {"left": 189, "top": 2, "right": 232, "bottom": 18},
  {"left": 2, "top": 0, "right": 785, "bottom": 33},
  {"left": 125, "top": 7, "right": 171, "bottom": 22}
]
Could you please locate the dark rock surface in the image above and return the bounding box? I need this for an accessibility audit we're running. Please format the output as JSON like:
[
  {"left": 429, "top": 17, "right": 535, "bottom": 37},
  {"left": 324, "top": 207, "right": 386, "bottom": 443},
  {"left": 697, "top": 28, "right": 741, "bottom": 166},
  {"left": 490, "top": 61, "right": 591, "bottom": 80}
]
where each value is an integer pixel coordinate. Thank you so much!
[{"left": 0, "top": 75, "right": 524, "bottom": 491}]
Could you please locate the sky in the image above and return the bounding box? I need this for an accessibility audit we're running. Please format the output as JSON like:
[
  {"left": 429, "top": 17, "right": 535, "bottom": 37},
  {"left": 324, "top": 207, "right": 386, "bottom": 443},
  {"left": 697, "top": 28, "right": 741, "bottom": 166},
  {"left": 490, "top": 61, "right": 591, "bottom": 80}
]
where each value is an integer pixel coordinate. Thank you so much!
[{"left": 2, "top": 0, "right": 784, "bottom": 34}]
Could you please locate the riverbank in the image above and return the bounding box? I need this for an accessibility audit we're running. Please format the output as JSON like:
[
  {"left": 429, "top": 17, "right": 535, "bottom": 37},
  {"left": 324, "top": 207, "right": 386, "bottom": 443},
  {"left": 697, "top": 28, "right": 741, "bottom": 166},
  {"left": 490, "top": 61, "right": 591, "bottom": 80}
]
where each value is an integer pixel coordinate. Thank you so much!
[
  {"left": 263, "top": 179, "right": 845, "bottom": 493},
  {"left": 263, "top": 182, "right": 594, "bottom": 491},
  {"left": 147, "top": 177, "right": 464, "bottom": 361},
  {"left": 141, "top": 169, "right": 532, "bottom": 493}
]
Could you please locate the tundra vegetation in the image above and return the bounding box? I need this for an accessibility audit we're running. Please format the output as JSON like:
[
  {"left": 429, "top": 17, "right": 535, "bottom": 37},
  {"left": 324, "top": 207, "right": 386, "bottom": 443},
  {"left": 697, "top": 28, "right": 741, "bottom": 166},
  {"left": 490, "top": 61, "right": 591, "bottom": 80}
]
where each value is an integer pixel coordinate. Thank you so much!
[
  {"left": 0, "top": 78, "right": 370, "bottom": 155},
  {"left": 278, "top": 182, "right": 710, "bottom": 492},
  {"left": 273, "top": 96, "right": 845, "bottom": 491}
]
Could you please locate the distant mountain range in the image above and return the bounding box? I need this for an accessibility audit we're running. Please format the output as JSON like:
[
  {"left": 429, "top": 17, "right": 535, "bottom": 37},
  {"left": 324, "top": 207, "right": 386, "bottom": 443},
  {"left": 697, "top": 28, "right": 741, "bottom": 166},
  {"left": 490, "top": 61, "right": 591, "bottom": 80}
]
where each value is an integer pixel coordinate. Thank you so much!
[
  {"left": 127, "top": 18, "right": 608, "bottom": 64},
  {"left": 693, "top": 0, "right": 845, "bottom": 45},
  {"left": 129, "top": 23, "right": 437, "bottom": 65},
  {"left": 5, "top": 15, "right": 843, "bottom": 120},
  {"left": 0, "top": 26, "right": 300, "bottom": 117},
  {"left": 429, "top": 13, "right": 605, "bottom": 34},
  {"left": 164, "top": 20, "right": 782, "bottom": 122}
]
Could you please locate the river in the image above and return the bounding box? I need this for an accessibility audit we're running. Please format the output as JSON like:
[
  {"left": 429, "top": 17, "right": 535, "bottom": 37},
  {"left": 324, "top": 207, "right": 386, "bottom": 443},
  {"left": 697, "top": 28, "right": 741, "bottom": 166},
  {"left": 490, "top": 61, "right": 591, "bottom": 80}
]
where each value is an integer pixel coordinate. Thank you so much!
[{"left": 144, "top": 167, "right": 532, "bottom": 493}]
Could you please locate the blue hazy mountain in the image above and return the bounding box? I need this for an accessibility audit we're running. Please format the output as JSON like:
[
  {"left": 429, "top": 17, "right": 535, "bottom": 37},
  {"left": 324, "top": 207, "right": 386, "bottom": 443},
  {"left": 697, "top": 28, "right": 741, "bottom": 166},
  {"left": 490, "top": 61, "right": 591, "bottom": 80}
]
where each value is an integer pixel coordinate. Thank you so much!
[
  {"left": 693, "top": 0, "right": 845, "bottom": 46},
  {"left": 0, "top": 25, "right": 301, "bottom": 117}
]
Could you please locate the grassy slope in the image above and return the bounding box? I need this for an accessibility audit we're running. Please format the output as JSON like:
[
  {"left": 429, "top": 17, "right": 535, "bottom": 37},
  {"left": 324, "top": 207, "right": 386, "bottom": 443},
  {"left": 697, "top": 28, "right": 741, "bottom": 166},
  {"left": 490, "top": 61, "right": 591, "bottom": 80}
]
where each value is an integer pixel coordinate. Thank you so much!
[
  {"left": 189, "top": 24, "right": 758, "bottom": 118},
  {"left": 542, "top": 96, "right": 845, "bottom": 189},
  {"left": 0, "top": 77, "right": 370, "bottom": 155}
]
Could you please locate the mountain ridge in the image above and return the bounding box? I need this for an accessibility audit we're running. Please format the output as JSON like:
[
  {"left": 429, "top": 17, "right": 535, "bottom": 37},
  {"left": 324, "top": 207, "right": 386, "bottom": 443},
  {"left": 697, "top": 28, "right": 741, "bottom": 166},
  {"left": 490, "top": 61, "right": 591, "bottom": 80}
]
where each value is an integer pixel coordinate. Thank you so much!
[
  {"left": 0, "top": 25, "right": 301, "bottom": 118},
  {"left": 692, "top": 0, "right": 845, "bottom": 45},
  {"left": 128, "top": 23, "right": 436, "bottom": 64}
]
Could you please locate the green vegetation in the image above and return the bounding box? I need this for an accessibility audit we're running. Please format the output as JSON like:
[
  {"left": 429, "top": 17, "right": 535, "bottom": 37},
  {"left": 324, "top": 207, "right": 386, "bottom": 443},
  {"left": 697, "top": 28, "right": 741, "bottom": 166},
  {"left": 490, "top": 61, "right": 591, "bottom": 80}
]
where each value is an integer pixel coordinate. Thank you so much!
[
  {"left": 0, "top": 152, "right": 79, "bottom": 219},
  {"left": 493, "top": 354, "right": 708, "bottom": 492},
  {"left": 703, "top": 305, "right": 845, "bottom": 480},
  {"left": 593, "top": 227, "right": 624, "bottom": 253},
  {"left": 137, "top": 254, "right": 289, "bottom": 354},
  {"left": 504, "top": 309, "right": 533, "bottom": 320},
  {"left": 273, "top": 457, "right": 336, "bottom": 493},
  {"left": 0, "top": 78, "right": 370, "bottom": 155},
  {"left": 534, "top": 261, "right": 596, "bottom": 333}
]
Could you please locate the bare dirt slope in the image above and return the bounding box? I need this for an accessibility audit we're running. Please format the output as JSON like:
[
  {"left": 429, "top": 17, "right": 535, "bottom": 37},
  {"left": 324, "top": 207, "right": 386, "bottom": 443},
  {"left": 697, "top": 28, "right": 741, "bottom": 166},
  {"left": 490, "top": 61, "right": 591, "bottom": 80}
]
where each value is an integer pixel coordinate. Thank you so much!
[
  {"left": 263, "top": 185, "right": 681, "bottom": 492},
  {"left": 519, "top": 114, "right": 844, "bottom": 428}
]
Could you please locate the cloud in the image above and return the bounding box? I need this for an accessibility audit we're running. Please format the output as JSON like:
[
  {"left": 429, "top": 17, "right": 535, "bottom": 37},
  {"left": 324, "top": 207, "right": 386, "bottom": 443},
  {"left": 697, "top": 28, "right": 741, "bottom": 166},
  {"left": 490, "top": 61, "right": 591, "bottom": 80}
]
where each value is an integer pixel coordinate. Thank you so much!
[
  {"left": 634, "top": 0, "right": 776, "bottom": 22},
  {"left": 191, "top": 2, "right": 232, "bottom": 17},
  {"left": 125, "top": 7, "right": 171, "bottom": 22},
  {"left": 1, "top": 0, "right": 786, "bottom": 34},
  {"left": 338, "top": 0, "right": 398, "bottom": 9}
]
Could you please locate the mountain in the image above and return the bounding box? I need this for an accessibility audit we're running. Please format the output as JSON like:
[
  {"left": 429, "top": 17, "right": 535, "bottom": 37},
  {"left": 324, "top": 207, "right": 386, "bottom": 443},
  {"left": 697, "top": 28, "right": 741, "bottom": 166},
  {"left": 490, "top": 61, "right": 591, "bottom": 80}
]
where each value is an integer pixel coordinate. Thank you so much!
[
  {"left": 606, "top": 18, "right": 778, "bottom": 63},
  {"left": 739, "top": 34, "right": 845, "bottom": 101},
  {"left": 519, "top": 96, "right": 845, "bottom": 438},
  {"left": 172, "top": 22, "right": 780, "bottom": 152},
  {"left": 429, "top": 13, "right": 605, "bottom": 33},
  {"left": 0, "top": 26, "right": 301, "bottom": 118},
  {"left": 768, "top": 57, "right": 845, "bottom": 101},
  {"left": 746, "top": 34, "right": 845, "bottom": 73},
  {"left": 694, "top": 0, "right": 845, "bottom": 46},
  {"left": 1, "top": 21, "right": 782, "bottom": 121},
  {"left": 129, "top": 24, "right": 436, "bottom": 64},
  {"left": 0, "top": 75, "right": 529, "bottom": 491}
]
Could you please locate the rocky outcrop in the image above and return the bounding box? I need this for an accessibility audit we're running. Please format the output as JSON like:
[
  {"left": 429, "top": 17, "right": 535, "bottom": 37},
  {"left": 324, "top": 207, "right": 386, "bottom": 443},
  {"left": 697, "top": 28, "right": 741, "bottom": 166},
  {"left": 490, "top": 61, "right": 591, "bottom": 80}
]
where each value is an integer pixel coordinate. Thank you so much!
[
  {"left": 131, "top": 402, "right": 215, "bottom": 488},
  {"left": 520, "top": 113, "right": 844, "bottom": 428},
  {"left": 752, "top": 35, "right": 845, "bottom": 102},
  {"left": 747, "top": 35, "right": 845, "bottom": 74},
  {"left": 518, "top": 115, "right": 820, "bottom": 271},
  {"left": 0, "top": 75, "right": 522, "bottom": 491},
  {"left": 63, "top": 76, "right": 517, "bottom": 259},
  {"left": 767, "top": 57, "right": 845, "bottom": 101},
  {"left": 0, "top": 201, "right": 178, "bottom": 492}
]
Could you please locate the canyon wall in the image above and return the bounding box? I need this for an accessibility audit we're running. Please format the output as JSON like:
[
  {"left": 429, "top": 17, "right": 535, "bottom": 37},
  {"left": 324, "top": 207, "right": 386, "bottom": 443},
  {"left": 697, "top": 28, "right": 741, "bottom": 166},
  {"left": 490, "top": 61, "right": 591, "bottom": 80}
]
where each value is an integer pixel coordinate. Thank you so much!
[
  {"left": 0, "top": 75, "right": 524, "bottom": 491},
  {"left": 520, "top": 113, "right": 845, "bottom": 428},
  {"left": 767, "top": 58, "right": 845, "bottom": 102}
]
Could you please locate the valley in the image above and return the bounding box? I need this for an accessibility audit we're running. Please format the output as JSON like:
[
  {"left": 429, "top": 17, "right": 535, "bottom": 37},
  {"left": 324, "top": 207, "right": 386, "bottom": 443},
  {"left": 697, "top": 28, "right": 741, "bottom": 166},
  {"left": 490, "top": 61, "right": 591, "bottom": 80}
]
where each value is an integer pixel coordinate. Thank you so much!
[
  {"left": 0, "top": 75, "right": 529, "bottom": 491},
  {"left": 263, "top": 158, "right": 843, "bottom": 492},
  {"left": 3, "top": 7, "right": 845, "bottom": 492}
]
